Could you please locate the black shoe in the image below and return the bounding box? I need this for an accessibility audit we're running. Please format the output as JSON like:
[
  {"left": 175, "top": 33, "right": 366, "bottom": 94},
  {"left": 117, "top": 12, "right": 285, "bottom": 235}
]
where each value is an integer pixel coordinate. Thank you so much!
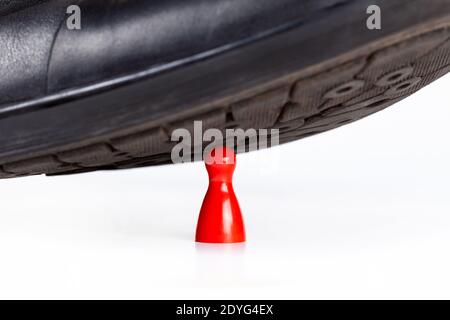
[{"left": 1, "top": 0, "right": 449, "bottom": 178}]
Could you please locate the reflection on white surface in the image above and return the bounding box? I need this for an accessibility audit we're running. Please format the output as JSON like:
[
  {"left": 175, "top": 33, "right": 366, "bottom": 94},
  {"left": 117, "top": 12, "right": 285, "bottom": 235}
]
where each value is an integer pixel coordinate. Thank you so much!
[
  {"left": 195, "top": 243, "right": 246, "bottom": 289},
  {"left": 0, "top": 75, "right": 449, "bottom": 299},
  {"left": 195, "top": 242, "right": 246, "bottom": 254}
]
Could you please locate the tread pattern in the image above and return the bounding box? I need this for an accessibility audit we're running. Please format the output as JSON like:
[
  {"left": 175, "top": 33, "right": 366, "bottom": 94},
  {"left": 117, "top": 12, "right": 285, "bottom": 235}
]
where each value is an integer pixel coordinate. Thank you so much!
[{"left": 1, "top": 26, "right": 449, "bottom": 179}]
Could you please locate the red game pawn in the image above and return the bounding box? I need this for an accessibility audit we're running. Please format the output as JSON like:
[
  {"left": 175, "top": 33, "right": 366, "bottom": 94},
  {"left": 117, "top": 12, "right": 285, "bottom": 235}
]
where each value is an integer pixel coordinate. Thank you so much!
[{"left": 196, "top": 146, "right": 246, "bottom": 243}]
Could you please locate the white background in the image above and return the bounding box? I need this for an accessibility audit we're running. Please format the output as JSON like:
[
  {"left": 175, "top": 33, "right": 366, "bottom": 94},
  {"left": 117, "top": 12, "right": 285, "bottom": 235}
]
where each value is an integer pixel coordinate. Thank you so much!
[{"left": 0, "top": 75, "right": 449, "bottom": 300}]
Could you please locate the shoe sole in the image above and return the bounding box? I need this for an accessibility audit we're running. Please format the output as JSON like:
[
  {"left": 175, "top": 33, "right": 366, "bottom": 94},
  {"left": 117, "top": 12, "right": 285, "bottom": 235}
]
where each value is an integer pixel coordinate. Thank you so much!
[{"left": 0, "top": 0, "right": 449, "bottom": 178}]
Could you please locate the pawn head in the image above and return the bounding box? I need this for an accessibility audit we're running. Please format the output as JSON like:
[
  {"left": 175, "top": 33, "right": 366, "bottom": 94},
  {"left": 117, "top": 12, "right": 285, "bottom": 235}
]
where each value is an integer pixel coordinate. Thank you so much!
[{"left": 204, "top": 146, "right": 236, "bottom": 182}]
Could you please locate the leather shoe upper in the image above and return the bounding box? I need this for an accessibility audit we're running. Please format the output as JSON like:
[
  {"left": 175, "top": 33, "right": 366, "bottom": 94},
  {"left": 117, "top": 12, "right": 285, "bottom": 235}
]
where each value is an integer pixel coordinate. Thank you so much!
[{"left": 0, "top": 0, "right": 344, "bottom": 108}]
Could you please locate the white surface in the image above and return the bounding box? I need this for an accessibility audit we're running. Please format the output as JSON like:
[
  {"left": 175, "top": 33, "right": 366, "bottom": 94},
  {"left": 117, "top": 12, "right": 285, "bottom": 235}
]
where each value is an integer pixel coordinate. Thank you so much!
[{"left": 0, "top": 75, "right": 449, "bottom": 300}]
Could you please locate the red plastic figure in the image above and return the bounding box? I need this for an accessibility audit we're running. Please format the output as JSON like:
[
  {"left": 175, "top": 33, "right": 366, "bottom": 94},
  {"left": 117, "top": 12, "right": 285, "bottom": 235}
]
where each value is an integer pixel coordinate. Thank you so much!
[{"left": 195, "top": 147, "right": 246, "bottom": 243}]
